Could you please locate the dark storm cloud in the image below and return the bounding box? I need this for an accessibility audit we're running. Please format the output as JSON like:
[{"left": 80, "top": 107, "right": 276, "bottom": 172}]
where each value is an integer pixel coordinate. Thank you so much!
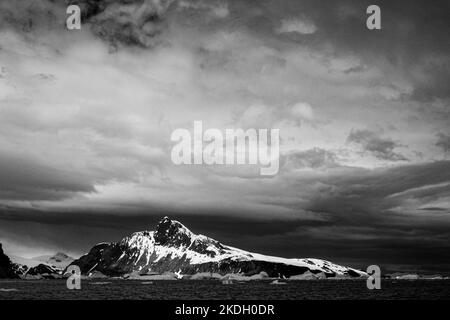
[
  {"left": 1, "top": 161, "right": 449, "bottom": 272},
  {"left": 0, "top": 0, "right": 176, "bottom": 48},
  {"left": 408, "top": 62, "right": 450, "bottom": 102},
  {"left": 0, "top": 0, "right": 65, "bottom": 32},
  {"left": 2, "top": 0, "right": 448, "bottom": 101},
  {"left": 0, "top": 208, "right": 303, "bottom": 239},
  {"left": 436, "top": 133, "right": 450, "bottom": 153},
  {"left": 1, "top": 205, "right": 450, "bottom": 274},
  {"left": 283, "top": 148, "right": 339, "bottom": 169},
  {"left": 347, "top": 129, "right": 407, "bottom": 161},
  {"left": 69, "top": 0, "right": 176, "bottom": 48},
  {"left": 0, "top": 153, "right": 95, "bottom": 201},
  {"left": 419, "top": 207, "right": 448, "bottom": 212},
  {"left": 304, "top": 161, "right": 450, "bottom": 224},
  {"left": 222, "top": 0, "right": 450, "bottom": 102},
  {"left": 0, "top": 207, "right": 309, "bottom": 257}
]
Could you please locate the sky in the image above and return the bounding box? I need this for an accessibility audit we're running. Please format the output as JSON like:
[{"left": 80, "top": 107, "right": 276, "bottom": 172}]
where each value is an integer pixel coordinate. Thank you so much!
[{"left": 0, "top": 0, "right": 449, "bottom": 274}]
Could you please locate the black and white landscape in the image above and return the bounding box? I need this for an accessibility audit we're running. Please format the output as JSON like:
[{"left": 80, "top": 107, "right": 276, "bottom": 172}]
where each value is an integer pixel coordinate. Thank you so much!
[
  {"left": 0, "top": 0, "right": 449, "bottom": 300},
  {"left": 1, "top": 217, "right": 367, "bottom": 280}
]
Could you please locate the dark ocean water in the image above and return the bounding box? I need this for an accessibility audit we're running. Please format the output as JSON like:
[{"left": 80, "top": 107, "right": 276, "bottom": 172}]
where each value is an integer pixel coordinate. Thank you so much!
[{"left": 0, "top": 279, "right": 449, "bottom": 300}]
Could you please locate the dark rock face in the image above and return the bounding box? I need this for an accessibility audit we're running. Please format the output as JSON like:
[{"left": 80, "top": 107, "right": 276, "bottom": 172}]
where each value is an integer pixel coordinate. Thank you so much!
[
  {"left": 73, "top": 242, "right": 125, "bottom": 277},
  {"left": 153, "top": 217, "right": 192, "bottom": 247},
  {"left": 190, "top": 237, "right": 224, "bottom": 257},
  {"left": 12, "top": 263, "right": 28, "bottom": 276},
  {"left": 0, "top": 243, "right": 19, "bottom": 278}
]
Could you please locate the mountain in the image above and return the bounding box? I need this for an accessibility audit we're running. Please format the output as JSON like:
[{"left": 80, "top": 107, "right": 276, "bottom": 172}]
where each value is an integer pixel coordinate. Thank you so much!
[
  {"left": 32, "top": 252, "right": 75, "bottom": 269},
  {"left": 23, "top": 264, "right": 61, "bottom": 279},
  {"left": 9, "top": 255, "right": 42, "bottom": 268},
  {"left": 11, "top": 262, "right": 28, "bottom": 276},
  {"left": 69, "top": 217, "right": 366, "bottom": 279},
  {"left": 9, "top": 252, "right": 74, "bottom": 279},
  {"left": 0, "top": 243, "right": 19, "bottom": 278}
]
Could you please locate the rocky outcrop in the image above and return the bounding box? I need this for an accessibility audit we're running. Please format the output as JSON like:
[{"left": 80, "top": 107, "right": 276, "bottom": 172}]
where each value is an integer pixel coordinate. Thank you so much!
[{"left": 0, "top": 243, "right": 19, "bottom": 278}]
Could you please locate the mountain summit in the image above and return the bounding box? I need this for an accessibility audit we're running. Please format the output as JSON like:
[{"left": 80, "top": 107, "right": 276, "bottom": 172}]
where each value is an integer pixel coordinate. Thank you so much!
[
  {"left": 154, "top": 216, "right": 196, "bottom": 247},
  {"left": 70, "top": 217, "right": 366, "bottom": 279},
  {"left": 33, "top": 252, "right": 75, "bottom": 269}
]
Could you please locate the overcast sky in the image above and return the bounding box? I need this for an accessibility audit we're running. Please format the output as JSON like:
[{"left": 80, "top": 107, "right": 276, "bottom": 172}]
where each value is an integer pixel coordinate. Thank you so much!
[{"left": 0, "top": 0, "right": 449, "bottom": 273}]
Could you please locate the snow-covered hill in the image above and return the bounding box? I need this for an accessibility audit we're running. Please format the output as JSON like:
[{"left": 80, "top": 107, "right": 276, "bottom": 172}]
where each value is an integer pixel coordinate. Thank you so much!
[
  {"left": 32, "top": 252, "right": 75, "bottom": 269},
  {"left": 70, "top": 217, "right": 366, "bottom": 279}
]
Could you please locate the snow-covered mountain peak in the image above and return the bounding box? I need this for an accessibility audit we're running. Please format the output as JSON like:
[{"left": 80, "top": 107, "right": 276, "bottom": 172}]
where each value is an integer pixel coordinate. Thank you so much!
[
  {"left": 154, "top": 216, "right": 195, "bottom": 247},
  {"left": 30, "top": 252, "right": 75, "bottom": 269}
]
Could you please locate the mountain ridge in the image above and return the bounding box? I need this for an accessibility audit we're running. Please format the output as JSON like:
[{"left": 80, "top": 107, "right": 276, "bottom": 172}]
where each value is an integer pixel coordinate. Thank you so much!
[{"left": 69, "top": 217, "right": 367, "bottom": 279}]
